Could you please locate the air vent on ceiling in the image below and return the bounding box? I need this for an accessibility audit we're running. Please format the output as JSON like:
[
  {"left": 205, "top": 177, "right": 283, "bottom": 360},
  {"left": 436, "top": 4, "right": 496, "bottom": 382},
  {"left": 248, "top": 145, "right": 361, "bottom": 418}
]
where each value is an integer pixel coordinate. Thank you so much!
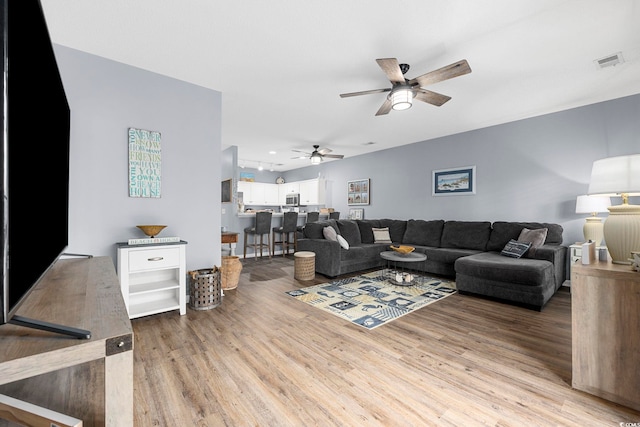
[{"left": 595, "top": 52, "right": 625, "bottom": 69}]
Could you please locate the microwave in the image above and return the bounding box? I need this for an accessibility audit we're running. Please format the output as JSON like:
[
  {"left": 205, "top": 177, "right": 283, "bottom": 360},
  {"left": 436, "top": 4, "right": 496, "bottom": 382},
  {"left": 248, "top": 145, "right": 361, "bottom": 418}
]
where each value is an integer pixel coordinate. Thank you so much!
[{"left": 285, "top": 193, "right": 300, "bottom": 206}]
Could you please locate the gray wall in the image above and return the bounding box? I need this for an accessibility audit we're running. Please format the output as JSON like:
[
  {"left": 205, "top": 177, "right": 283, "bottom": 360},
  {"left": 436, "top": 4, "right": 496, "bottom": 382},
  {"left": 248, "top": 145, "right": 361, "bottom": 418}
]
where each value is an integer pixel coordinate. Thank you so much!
[
  {"left": 55, "top": 45, "right": 222, "bottom": 271},
  {"left": 278, "top": 94, "right": 640, "bottom": 247}
]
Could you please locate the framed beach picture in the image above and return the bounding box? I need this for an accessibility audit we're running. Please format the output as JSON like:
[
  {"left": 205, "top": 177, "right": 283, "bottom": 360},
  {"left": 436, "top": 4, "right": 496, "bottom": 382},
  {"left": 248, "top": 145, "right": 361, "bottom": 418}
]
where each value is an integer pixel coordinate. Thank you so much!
[
  {"left": 432, "top": 166, "right": 476, "bottom": 196},
  {"left": 347, "top": 178, "right": 370, "bottom": 205}
]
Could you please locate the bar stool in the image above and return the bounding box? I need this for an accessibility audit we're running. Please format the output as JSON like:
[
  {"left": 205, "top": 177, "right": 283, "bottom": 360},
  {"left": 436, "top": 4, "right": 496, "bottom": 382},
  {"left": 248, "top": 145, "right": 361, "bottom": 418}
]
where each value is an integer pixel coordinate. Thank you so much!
[
  {"left": 297, "top": 211, "right": 320, "bottom": 240},
  {"left": 272, "top": 211, "right": 299, "bottom": 256},
  {"left": 243, "top": 211, "right": 273, "bottom": 260},
  {"left": 329, "top": 211, "right": 340, "bottom": 219}
]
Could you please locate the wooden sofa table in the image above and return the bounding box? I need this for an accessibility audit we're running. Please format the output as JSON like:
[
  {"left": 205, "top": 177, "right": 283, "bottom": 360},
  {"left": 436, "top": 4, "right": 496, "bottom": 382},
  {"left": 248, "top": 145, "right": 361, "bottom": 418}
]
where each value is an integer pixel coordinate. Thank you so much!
[
  {"left": 0, "top": 256, "right": 133, "bottom": 426},
  {"left": 571, "top": 260, "right": 640, "bottom": 411}
]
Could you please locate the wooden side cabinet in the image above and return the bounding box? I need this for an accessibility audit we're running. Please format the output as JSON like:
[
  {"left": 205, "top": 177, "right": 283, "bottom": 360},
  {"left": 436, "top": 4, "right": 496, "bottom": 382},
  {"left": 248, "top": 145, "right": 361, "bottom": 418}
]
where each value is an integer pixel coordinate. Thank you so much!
[
  {"left": 117, "top": 241, "right": 187, "bottom": 319},
  {"left": 571, "top": 261, "right": 640, "bottom": 411}
]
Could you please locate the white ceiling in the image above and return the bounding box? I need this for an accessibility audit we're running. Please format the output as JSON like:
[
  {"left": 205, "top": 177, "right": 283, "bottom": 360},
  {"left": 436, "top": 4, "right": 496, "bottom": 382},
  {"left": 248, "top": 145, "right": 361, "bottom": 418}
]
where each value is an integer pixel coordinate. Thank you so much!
[{"left": 40, "top": 0, "right": 640, "bottom": 172}]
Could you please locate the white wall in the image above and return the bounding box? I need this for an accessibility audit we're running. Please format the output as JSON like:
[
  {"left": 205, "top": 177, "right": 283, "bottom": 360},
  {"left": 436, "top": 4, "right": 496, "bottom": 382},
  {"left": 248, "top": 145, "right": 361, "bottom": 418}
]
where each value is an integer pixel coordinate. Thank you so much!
[{"left": 55, "top": 45, "right": 222, "bottom": 271}]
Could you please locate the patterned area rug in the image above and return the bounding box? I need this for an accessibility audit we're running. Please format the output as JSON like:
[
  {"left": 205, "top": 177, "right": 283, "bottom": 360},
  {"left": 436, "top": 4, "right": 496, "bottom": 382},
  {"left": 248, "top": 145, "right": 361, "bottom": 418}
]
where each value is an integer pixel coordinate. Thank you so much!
[{"left": 285, "top": 271, "right": 456, "bottom": 329}]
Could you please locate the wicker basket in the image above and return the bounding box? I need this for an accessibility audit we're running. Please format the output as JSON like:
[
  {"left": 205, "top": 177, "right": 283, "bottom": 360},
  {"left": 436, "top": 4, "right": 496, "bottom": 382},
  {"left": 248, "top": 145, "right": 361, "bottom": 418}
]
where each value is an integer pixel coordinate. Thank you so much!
[
  {"left": 188, "top": 268, "right": 222, "bottom": 310},
  {"left": 294, "top": 251, "right": 315, "bottom": 281},
  {"left": 221, "top": 256, "right": 242, "bottom": 290}
]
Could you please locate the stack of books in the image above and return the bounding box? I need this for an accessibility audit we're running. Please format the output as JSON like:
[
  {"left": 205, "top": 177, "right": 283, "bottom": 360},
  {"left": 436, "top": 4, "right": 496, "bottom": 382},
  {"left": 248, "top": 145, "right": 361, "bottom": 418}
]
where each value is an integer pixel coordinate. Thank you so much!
[{"left": 127, "top": 236, "right": 181, "bottom": 245}]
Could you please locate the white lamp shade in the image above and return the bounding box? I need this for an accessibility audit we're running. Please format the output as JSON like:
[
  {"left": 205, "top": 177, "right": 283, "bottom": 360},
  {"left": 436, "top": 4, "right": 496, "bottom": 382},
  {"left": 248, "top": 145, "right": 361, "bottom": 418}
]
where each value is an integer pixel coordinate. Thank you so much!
[
  {"left": 588, "top": 154, "right": 640, "bottom": 196},
  {"left": 575, "top": 194, "right": 611, "bottom": 214},
  {"left": 587, "top": 154, "right": 640, "bottom": 264},
  {"left": 391, "top": 88, "right": 413, "bottom": 111}
]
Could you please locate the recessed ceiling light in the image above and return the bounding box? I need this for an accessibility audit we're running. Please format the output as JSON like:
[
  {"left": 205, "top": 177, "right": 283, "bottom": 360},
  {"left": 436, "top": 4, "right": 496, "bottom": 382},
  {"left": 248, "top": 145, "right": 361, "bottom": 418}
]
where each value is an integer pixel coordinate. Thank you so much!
[{"left": 269, "top": 150, "right": 276, "bottom": 155}]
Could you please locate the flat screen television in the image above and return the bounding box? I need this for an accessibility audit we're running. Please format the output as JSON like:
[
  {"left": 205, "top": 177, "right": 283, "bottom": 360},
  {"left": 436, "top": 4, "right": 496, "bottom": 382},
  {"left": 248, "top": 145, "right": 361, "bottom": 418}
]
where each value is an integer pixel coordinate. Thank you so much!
[{"left": 1, "top": 0, "right": 90, "bottom": 338}]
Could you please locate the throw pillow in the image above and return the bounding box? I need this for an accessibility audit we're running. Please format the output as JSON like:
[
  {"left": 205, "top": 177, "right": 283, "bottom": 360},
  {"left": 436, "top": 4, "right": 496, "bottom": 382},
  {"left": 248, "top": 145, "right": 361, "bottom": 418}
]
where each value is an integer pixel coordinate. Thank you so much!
[
  {"left": 336, "top": 234, "right": 349, "bottom": 250},
  {"left": 518, "top": 227, "right": 548, "bottom": 257},
  {"left": 323, "top": 226, "right": 337, "bottom": 241},
  {"left": 501, "top": 239, "right": 532, "bottom": 258},
  {"left": 372, "top": 227, "right": 392, "bottom": 244}
]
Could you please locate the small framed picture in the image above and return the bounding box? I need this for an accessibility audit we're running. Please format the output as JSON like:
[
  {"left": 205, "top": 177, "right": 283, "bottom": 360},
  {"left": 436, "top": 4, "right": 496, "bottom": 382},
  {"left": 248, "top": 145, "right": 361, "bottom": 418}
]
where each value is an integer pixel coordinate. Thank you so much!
[
  {"left": 347, "top": 178, "right": 370, "bottom": 205},
  {"left": 221, "top": 178, "right": 232, "bottom": 203},
  {"left": 432, "top": 166, "right": 476, "bottom": 196},
  {"left": 349, "top": 208, "right": 364, "bottom": 220}
]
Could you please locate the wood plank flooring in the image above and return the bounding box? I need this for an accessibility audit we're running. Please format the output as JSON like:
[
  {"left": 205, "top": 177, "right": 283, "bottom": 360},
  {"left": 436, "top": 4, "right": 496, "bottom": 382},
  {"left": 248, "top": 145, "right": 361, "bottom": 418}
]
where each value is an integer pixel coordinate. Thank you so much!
[{"left": 131, "top": 256, "right": 640, "bottom": 426}]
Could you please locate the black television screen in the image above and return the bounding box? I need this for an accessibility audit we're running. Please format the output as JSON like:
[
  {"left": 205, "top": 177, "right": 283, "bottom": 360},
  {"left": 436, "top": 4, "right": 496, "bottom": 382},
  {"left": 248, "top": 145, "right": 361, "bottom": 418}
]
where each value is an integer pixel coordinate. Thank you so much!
[{"left": 0, "top": 0, "right": 81, "bottom": 336}]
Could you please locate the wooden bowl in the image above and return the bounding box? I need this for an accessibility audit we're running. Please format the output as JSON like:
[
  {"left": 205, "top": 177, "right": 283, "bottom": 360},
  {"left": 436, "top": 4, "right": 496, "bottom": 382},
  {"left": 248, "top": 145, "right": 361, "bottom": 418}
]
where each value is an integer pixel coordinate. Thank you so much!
[
  {"left": 390, "top": 245, "right": 415, "bottom": 255},
  {"left": 136, "top": 225, "right": 167, "bottom": 238}
]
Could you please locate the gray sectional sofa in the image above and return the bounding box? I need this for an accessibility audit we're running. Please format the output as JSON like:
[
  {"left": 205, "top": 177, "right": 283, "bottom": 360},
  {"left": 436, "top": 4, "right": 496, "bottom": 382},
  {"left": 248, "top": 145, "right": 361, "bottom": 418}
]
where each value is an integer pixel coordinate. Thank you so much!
[{"left": 296, "top": 219, "right": 567, "bottom": 310}]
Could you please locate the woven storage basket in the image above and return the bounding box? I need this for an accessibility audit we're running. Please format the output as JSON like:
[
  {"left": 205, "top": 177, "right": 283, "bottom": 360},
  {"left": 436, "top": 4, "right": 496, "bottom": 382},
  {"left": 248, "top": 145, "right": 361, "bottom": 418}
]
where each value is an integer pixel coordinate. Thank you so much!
[
  {"left": 221, "top": 256, "right": 242, "bottom": 290},
  {"left": 188, "top": 268, "right": 221, "bottom": 310},
  {"left": 294, "top": 251, "right": 315, "bottom": 281}
]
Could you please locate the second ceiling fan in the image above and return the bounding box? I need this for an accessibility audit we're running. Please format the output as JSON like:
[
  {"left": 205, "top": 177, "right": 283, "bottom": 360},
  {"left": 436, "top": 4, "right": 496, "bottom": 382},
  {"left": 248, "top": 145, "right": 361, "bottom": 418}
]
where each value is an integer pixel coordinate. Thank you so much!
[
  {"left": 340, "top": 58, "right": 472, "bottom": 116},
  {"left": 292, "top": 145, "right": 344, "bottom": 164}
]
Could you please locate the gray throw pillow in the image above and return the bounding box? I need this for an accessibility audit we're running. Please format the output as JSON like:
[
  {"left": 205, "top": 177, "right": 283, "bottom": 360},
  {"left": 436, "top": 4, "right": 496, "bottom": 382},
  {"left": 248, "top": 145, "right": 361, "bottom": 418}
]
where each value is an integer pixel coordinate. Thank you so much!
[{"left": 518, "top": 227, "right": 548, "bottom": 257}]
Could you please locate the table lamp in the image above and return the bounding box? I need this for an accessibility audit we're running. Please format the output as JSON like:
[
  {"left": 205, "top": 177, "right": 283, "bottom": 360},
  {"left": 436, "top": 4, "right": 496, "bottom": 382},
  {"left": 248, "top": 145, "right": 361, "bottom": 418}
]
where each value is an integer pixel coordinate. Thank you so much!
[
  {"left": 575, "top": 195, "right": 611, "bottom": 246},
  {"left": 588, "top": 154, "right": 640, "bottom": 264}
]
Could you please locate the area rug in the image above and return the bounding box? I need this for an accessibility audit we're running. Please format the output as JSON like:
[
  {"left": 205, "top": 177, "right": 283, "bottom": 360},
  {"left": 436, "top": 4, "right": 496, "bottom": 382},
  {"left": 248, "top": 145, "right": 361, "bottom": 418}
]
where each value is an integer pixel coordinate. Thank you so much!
[{"left": 285, "top": 271, "right": 456, "bottom": 329}]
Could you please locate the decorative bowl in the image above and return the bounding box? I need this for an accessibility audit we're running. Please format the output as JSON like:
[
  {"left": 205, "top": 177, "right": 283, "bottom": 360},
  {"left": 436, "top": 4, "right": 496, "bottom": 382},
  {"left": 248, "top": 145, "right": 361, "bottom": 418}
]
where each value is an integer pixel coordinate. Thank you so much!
[
  {"left": 390, "top": 245, "right": 415, "bottom": 255},
  {"left": 136, "top": 225, "right": 167, "bottom": 238}
]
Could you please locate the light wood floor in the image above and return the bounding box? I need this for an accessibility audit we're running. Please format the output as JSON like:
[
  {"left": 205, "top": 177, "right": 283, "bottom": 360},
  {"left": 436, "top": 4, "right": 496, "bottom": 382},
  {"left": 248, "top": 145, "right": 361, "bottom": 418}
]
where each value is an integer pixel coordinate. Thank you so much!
[{"left": 131, "top": 256, "right": 640, "bottom": 426}]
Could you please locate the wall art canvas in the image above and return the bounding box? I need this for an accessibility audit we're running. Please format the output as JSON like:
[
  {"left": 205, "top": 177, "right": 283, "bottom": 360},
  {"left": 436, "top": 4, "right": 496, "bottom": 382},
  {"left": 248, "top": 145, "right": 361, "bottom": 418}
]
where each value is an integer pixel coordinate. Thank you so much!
[
  {"left": 432, "top": 166, "right": 476, "bottom": 196},
  {"left": 128, "top": 127, "right": 161, "bottom": 198},
  {"left": 240, "top": 172, "right": 255, "bottom": 182},
  {"left": 348, "top": 178, "right": 370, "bottom": 205}
]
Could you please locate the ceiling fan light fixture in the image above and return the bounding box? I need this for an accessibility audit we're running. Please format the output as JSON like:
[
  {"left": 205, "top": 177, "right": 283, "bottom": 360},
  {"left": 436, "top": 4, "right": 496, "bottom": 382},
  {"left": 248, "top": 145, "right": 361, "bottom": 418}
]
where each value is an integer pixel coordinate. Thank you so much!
[
  {"left": 310, "top": 153, "right": 322, "bottom": 165},
  {"left": 391, "top": 87, "right": 413, "bottom": 111}
]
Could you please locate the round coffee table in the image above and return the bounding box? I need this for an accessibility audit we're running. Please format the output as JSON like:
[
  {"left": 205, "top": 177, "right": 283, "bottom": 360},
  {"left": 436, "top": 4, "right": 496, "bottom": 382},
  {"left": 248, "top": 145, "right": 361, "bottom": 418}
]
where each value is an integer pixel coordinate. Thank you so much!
[{"left": 380, "top": 250, "right": 427, "bottom": 286}]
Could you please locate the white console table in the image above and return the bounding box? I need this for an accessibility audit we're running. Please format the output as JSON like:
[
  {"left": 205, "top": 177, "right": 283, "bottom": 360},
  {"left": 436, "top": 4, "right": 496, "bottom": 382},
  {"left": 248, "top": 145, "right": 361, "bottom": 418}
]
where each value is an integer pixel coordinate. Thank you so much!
[{"left": 116, "top": 241, "right": 187, "bottom": 319}]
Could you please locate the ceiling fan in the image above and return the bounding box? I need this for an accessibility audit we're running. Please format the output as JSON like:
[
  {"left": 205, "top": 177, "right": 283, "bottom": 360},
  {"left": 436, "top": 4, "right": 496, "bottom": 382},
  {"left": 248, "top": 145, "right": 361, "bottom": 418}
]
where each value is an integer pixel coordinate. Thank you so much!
[
  {"left": 340, "top": 58, "right": 472, "bottom": 116},
  {"left": 292, "top": 145, "right": 344, "bottom": 164}
]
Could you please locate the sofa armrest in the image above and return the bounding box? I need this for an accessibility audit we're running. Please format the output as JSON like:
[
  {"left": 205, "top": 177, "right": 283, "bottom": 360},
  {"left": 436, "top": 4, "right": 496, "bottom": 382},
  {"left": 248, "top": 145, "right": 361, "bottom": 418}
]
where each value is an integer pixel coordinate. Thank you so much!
[
  {"left": 296, "top": 238, "right": 342, "bottom": 277},
  {"left": 532, "top": 245, "right": 567, "bottom": 286}
]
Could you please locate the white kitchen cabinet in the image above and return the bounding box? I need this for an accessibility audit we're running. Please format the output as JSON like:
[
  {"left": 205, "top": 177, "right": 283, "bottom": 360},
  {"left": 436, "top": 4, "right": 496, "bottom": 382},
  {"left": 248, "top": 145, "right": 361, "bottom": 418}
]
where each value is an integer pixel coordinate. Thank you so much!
[
  {"left": 279, "top": 182, "right": 300, "bottom": 204},
  {"left": 299, "top": 178, "right": 325, "bottom": 205},
  {"left": 238, "top": 181, "right": 279, "bottom": 205},
  {"left": 263, "top": 183, "right": 279, "bottom": 205},
  {"left": 117, "top": 241, "right": 187, "bottom": 319}
]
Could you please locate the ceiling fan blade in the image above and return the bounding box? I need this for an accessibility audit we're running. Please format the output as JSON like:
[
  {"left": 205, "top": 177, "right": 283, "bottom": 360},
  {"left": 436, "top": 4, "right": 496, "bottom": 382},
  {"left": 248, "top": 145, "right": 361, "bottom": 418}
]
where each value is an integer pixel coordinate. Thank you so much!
[
  {"left": 414, "top": 89, "right": 451, "bottom": 106},
  {"left": 317, "top": 147, "right": 332, "bottom": 155},
  {"left": 322, "top": 154, "right": 344, "bottom": 159},
  {"left": 376, "top": 58, "right": 405, "bottom": 84},
  {"left": 291, "top": 149, "right": 311, "bottom": 154},
  {"left": 291, "top": 155, "right": 309, "bottom": 159},
  {"left": 340, "top": 88, "right": 391, "bottom": 98},
  {"left": 375, "top": 98, "right": 393, "bottom": 116},
  {"left": 408, "top": 59, "right": 472, "bottom": 88}
]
